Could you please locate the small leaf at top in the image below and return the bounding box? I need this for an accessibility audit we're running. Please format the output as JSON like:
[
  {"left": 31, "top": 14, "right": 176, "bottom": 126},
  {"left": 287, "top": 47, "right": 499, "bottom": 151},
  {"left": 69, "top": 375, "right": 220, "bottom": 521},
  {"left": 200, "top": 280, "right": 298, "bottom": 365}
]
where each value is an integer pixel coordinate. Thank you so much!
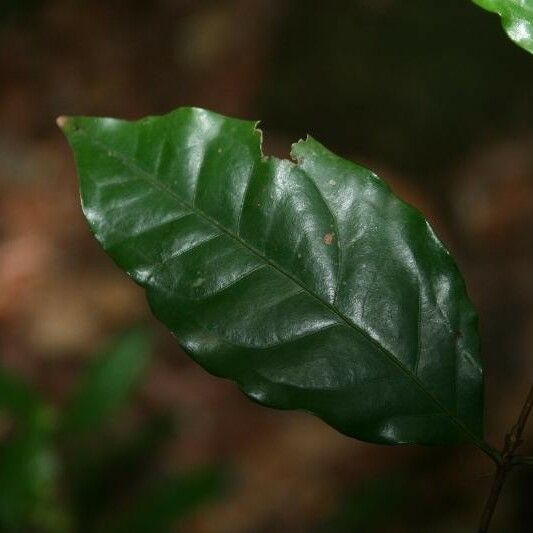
[
  {"left": 59, "top": 107, "right": 483, "bottom": 447},
  {"left": 472, "top": 0, "right": 533, "bottom": 53}
]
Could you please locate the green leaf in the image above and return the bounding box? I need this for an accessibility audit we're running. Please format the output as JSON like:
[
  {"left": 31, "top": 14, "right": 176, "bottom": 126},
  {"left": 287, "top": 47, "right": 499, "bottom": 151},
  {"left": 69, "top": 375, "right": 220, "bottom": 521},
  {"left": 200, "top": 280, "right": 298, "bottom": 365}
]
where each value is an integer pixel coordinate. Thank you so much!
[
  {"left": 99, "top": 467, "right": 225, "bottom": 533},
  {"left": 0, "top": 406, "right": 66, "bottom": 532},
  {"left": 68, "top": 414, "right": 177, "bottom": 528},
  {"left": 0, "top": 368, "right": 66, "bottom": 531},
  {"left": 318, "top": 473, "right": 410, "bottom": 532},
  {"left": 0, "top": 366, "right": 43, "bottom": 422},
  {"left": 59, "top": 107, "right": 483, "bottom": 446},
  {"left": 61, "top": 329, "right": 152, "bottom": 435},
  {"left": 472, "top": 0, "right": 533, "bottom": 53}
]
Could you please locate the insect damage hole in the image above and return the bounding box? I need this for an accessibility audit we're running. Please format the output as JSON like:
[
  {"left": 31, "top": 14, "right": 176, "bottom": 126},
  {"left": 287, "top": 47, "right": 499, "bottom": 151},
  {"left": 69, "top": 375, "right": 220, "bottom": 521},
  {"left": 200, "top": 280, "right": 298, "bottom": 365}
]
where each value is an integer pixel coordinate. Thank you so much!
[{"left": 323, "top": 232, "right": 335, "bottom": 245}]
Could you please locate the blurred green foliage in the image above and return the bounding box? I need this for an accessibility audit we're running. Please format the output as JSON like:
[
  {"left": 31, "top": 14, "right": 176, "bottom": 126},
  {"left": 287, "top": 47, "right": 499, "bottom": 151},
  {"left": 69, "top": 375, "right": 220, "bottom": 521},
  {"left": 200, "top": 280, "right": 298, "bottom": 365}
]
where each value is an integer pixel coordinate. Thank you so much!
[
  {"left": 61, "top": 330, "right": 151, "bottom": 436},
  {"left": 0, "top": 330, "right": 225, "bottom": 532},
  {"left": 0, "top": 0, "right": 42, "bottom": 23},
  {"left": 316, "top": 468, "right": 474, "bottom": 533},
  {"left": 316, "top": 473, "right": 410, "bottom": 532}
]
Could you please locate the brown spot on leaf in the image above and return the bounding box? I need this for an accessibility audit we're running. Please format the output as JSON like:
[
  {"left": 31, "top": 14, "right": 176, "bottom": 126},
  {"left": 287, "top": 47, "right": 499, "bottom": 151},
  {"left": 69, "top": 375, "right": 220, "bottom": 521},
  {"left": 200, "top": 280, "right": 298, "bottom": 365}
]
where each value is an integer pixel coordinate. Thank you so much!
[{"left": 323, "top": 232, "right": 335, "bottom": 245}]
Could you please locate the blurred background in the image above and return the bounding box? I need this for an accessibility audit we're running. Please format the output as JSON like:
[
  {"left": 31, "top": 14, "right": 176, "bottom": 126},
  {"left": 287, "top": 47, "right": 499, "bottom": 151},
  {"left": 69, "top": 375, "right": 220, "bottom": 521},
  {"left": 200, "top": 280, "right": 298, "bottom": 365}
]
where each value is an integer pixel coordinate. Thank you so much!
[{"left": 0, "top": 0, "right": 532, "bottom": 531}]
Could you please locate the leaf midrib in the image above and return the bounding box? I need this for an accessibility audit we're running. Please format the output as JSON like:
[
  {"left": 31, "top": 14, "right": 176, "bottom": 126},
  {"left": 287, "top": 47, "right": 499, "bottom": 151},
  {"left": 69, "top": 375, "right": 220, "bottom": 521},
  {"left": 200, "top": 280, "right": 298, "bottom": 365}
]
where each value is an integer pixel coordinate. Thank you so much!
[{"left": 76, "top": 125, "right": 482, "bottom": 446}]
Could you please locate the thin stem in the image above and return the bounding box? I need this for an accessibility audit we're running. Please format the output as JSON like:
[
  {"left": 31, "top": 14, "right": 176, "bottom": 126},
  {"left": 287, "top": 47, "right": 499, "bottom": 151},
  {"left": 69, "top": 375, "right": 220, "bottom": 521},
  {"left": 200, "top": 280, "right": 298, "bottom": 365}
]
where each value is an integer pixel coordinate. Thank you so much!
[
  {"left": 478, "top": 384, "right": 533, "bottom": 533},
  {"left": 475, "top": 440, "right": 502, "bottom": 466}
]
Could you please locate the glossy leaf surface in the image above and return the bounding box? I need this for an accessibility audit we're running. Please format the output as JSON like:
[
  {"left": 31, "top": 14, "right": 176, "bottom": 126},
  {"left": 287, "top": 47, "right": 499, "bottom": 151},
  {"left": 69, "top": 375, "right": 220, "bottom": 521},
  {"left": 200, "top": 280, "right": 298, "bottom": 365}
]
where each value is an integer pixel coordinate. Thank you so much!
[
  {"left": 473, "top": 0, "right": 533, "bottom": 53},
  {"left": 60, "top": 107, "right": 483, "bottom": 446}
]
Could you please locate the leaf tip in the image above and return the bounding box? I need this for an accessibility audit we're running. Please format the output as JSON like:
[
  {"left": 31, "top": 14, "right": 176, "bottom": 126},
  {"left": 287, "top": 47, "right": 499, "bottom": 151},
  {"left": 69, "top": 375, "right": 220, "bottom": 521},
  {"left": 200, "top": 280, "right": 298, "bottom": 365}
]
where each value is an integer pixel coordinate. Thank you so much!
[{"left": 56, "top": 115, "right": 70, "bottom": 130}]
